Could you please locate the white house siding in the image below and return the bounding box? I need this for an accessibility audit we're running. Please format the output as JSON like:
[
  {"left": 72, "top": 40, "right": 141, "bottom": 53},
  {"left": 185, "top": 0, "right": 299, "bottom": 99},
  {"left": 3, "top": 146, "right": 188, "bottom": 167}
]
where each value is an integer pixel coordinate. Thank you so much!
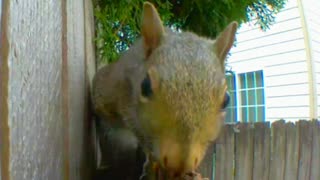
[
  {"left": 302, "top": 0, "right": 320, "bottom": 118},
  {"left": 228, "top": 0, "right": 310, "bottom": 122}
]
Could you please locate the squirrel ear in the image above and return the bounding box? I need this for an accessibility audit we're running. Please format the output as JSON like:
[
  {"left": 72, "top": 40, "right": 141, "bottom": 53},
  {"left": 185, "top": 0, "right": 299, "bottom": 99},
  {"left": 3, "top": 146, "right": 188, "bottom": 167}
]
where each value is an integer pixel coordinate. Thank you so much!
[
  {"left": 141, "top": 2, "right": 165, "bottom": 58},
  {"left": 213, "top": 21, "right": 238, "bottom": 64}
]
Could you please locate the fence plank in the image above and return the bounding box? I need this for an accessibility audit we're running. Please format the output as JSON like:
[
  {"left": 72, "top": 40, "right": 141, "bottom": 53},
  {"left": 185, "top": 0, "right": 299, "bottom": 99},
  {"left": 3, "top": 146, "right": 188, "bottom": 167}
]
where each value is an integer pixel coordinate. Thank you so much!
[
  {"left": 269, "top": 120, "right": 286, "bottom": 180},
  {"left": 198, "top": 143, "right": 214, "bottom": 179},
  {"left": 284, "top": 122, "right": 299, "bottom": 180},
  {"left": 310, "top": 120, "right": 320, "bottom": 180},
  {"left": 235, "top": 123, "right": 254, "bottom": 180},
  {"left": 224, "top": 125, "right": 236, "bottom": 180},
  {"left": 213, "top": 127, "right": 225, "bottom": 180},
  {"left": 214, "top": 124, "right": 235, "bottom": 180},
  {"left": 297, "top": 120, "right": 313, "bottom": 180},
  {"left": 1, "top": 0, "right": 94, "bottom": 179},
  {"left": 1, "top": 0, "right": 11, "bottom": 179},
  {"left": 6, "top": 0, "right": 65, "bottom": 179},
  {"left": 66, "top": 0, "right": 90, "bottom": 179},
  {"left": 84, "top": 0, "right": 98, "bottom": 177},
  {"left": 252, "top": 122, "right": 270, "bottom": 180}
]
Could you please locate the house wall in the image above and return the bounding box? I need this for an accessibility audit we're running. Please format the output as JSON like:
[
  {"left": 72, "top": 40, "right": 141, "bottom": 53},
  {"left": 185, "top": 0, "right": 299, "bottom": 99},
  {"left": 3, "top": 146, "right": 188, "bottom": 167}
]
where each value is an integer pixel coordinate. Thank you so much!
[
  {"left": 228, "top": 0, "right": 310, "bottom": 122},
  {"left": 301, "top": 0, "right": 320, "bottom": 119}
]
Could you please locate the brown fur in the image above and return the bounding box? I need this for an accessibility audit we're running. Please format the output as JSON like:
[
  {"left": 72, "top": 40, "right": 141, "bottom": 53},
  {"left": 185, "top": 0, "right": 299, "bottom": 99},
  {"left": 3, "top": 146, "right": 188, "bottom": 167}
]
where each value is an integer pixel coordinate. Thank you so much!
[{"left": 92, "top": 2, "right": 238, "bottom": 179}]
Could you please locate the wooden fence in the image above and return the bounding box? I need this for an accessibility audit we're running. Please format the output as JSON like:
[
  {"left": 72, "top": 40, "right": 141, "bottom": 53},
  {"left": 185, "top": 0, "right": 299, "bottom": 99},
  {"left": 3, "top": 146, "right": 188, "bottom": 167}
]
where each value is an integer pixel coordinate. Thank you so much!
[
  {"left": 198, "top": 120, "right": 320, "bottom": 180},
  {"left": 0, "top": 0, "right": 97, "bottom": 179},
  {"left": 1, "top": 1, "right": 320, "bottom": 180}
]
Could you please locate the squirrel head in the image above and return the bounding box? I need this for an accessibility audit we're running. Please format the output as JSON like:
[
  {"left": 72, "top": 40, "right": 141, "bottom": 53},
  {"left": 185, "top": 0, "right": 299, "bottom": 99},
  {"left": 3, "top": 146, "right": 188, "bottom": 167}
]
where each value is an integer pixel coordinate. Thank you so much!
[{"left": 138, "top": 2, "right": 237, "bottom": 177}]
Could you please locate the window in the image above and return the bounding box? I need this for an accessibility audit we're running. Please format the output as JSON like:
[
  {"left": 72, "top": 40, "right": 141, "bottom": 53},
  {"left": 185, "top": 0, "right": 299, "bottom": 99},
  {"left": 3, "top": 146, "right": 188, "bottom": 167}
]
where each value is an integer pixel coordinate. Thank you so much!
[
  {"left": 225, "top": 70, "right": 266, "bottom": 122},
  {"left": 239, "top": 70, "right": 265, "bottom": 122},
  {"left": 225, "top": 73, "right": 237, "bottom": 122}
]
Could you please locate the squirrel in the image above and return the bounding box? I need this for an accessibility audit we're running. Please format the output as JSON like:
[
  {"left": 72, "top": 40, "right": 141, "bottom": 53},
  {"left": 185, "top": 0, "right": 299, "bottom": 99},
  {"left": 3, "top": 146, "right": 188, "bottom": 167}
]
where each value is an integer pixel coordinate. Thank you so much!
[{"left": 92, "top": 1, "right": 237, "bottom": 179}]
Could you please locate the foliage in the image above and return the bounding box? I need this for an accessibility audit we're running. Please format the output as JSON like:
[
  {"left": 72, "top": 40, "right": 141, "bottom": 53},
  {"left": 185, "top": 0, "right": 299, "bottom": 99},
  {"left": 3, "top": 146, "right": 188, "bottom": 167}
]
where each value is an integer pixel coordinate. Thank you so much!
[{"left": 93, "top": 0, "right": 287, "bottom": 65}]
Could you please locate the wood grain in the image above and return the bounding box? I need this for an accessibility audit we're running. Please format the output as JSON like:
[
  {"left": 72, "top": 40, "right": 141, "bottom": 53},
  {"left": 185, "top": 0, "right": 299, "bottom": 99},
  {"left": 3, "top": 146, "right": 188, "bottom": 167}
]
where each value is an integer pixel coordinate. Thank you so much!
[
  {"left": 235, "top": 123, "right": 254, "bottom": 180},
  {"left": 198, "top": 143, "right": 214, "bottom": 179},
  {"left": 269, "top": 120, "right": 286, "bottom": 180},
  {"left": 310, "top": 120, "right": 320, "bottom": 180},
  {"left": 284, "top": 122, "right": 299, "bottom": 180},
  {"left": 194, "top": 120, "right": 320, "bottom": 180},
  {"left": 214, "top": 124, "right": 235, "bottom": 180},
  {"left": 297, "top": 120, "right": 313, "bottom": 180},
  {"left": 3, "top": 0, "right": 94, "bottom": 179},
  {"left": 0, "top": 0, "right": 10, "bottom": 179},
  {"left": 252, "top": 122, "right": 270, "bottom": 180}
]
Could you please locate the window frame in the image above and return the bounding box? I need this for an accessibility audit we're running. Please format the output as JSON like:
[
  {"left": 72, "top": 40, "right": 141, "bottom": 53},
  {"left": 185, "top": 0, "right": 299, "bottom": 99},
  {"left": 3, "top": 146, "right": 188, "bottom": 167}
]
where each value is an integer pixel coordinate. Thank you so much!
[
  {"left": 225, "top": 70, "right": 266, "bottom": 122},
  {"left": 225, "top": 71, "right": 238, "bottom": 123}
]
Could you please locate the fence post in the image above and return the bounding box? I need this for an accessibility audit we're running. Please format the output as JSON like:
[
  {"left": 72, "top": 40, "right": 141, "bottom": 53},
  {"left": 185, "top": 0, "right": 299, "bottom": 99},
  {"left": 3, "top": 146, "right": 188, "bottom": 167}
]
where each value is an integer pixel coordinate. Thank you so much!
[
  {"left": 269, "top": 120, "right": 286, "bottom": 180},
  {"left": 214, "top": 124, "right": 236, "bottom": 180},
  {"left": 0, "top": 0, "right": 96, "bottom": 179},
  {"left": 297, "top": 120, "right": 313, "bottom": 180},
  {"left": 252, "top": 122, "right": 270, "bottom": 180},
  {"left": 235, "top": 123, "right": 254, "bottom": 180},
  {"left": 284, "top": 122, "right": 299, "bottom": 180},
  {"left": 310, "top": 120, "right": 320, "bottom": 179},
  {"left": 198, "top": 142, "right": 215, "bottom": 179}
]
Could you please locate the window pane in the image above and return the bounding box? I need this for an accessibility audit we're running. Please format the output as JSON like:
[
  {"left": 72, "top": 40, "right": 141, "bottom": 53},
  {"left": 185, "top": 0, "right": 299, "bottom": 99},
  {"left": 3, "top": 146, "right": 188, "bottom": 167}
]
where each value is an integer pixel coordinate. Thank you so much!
[
  {"left": 227, "top": 75, "right": 236, "bottom": 90},
  {"left": 255, "top": 71, "right": 263, "bottom": 87},
  {"left": 226, "top": 76, "right": 231, "bottom": 88},
  {"left": 241, "top": 90, "right": 247, "bottom": 106},
  {"left": 239, "top": 74, "right": 246, "bottom": 89},
  {"left": 232, "top": 107, "right": 237, "bottom": 122},
  {"left": 226, "top": 107, "right": 236, "bottom": 122},
  {"left": 248, "top": 107, "right": 256, "bottom": 122},
  {"left": 226, "top": 108, "right": 232, "bottom": 123},
  {"left": 256, "top": 89, "right": 265, "bottom": 105},
  {"left": 230, "top": 91, "right": 236, "bottom": 106},
  {"left": 241, "top": 106, "right": 257, "bottom": 122},
  {"left": 247, "top": 72, "right": 254, "bottom": 89},
  {"left": 241, "top": 107, "right": 248, "bottom": 122},
  {"left": 247, "top": 89, "right": 256, "bottom": 105},
  {"left": 257, "top": 106, "right": 265, "bottom": 122}
]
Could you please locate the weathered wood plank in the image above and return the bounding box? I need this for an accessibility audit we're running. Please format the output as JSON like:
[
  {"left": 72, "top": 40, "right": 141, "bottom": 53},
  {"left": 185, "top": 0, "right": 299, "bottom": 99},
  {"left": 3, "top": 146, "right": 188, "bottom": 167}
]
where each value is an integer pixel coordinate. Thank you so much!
[
  {"left": 213, "top": 126, "right": 225, "bottom": 180},
  {"left": 61, "top": 0, "right": 69, "bottom": 179},
  {"left": 0, "top": 0, "right": 10, "bottom": 180},
  {"left": 224, "top": 124, "right": 236, "bottom": 180},
  {"left": 269, "top": 120, "right": 286, "bottom": 180},
  {"left": 84, "top": 0, "right": 98, "bottom": 178},
  {"left": 7, "top": 0, "right": 65, "bottom": 179},
  {"left": 198, "top": 143, "right": 214, "bottom": 179},
  {"left": 284, "top": 122, "right": 299, "bottom": 180},
  {"left": 84, "top": 0, "right": 97, "bottom": 90},
  {"left": 252, "top": 122, "right": 270, "bottom": 180},
  {"left": 297, "top": 120, "right": 313, "bottom": 180},
  {"left": 235, "top": 123, "right": 254, "bottom": 180},
  {"left": 310, "top": 120, "right": 320, "bottom": 180},
  {"left": 2, "top": 0, "right": 94, "bottom": 179},
  {"left": 214, "top": 124, "right": 235, "bottom": 180},
  {"left": 66, "top": 0, "right": 89, "bottom": 179}
]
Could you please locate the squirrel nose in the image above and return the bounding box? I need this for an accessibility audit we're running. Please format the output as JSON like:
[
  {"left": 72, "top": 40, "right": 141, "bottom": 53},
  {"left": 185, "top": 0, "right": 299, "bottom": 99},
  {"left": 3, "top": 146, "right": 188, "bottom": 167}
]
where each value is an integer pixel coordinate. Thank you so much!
[
  {"left": 161, "top": 155, "right": 198, "bottom": 177},
  {"left": 158, "top": 139, "right": 203, "bottom": 176}
]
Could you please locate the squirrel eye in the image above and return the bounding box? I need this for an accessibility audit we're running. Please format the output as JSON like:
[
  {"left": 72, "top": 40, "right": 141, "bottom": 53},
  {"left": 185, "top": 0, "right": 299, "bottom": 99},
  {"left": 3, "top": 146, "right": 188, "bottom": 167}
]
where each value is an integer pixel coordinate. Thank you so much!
[
  {"left": 221, "top": 92, "right": 230, "bottom": 109},
  {"left": 141, "top": 73, "right": 153, "bottom": 98}
]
